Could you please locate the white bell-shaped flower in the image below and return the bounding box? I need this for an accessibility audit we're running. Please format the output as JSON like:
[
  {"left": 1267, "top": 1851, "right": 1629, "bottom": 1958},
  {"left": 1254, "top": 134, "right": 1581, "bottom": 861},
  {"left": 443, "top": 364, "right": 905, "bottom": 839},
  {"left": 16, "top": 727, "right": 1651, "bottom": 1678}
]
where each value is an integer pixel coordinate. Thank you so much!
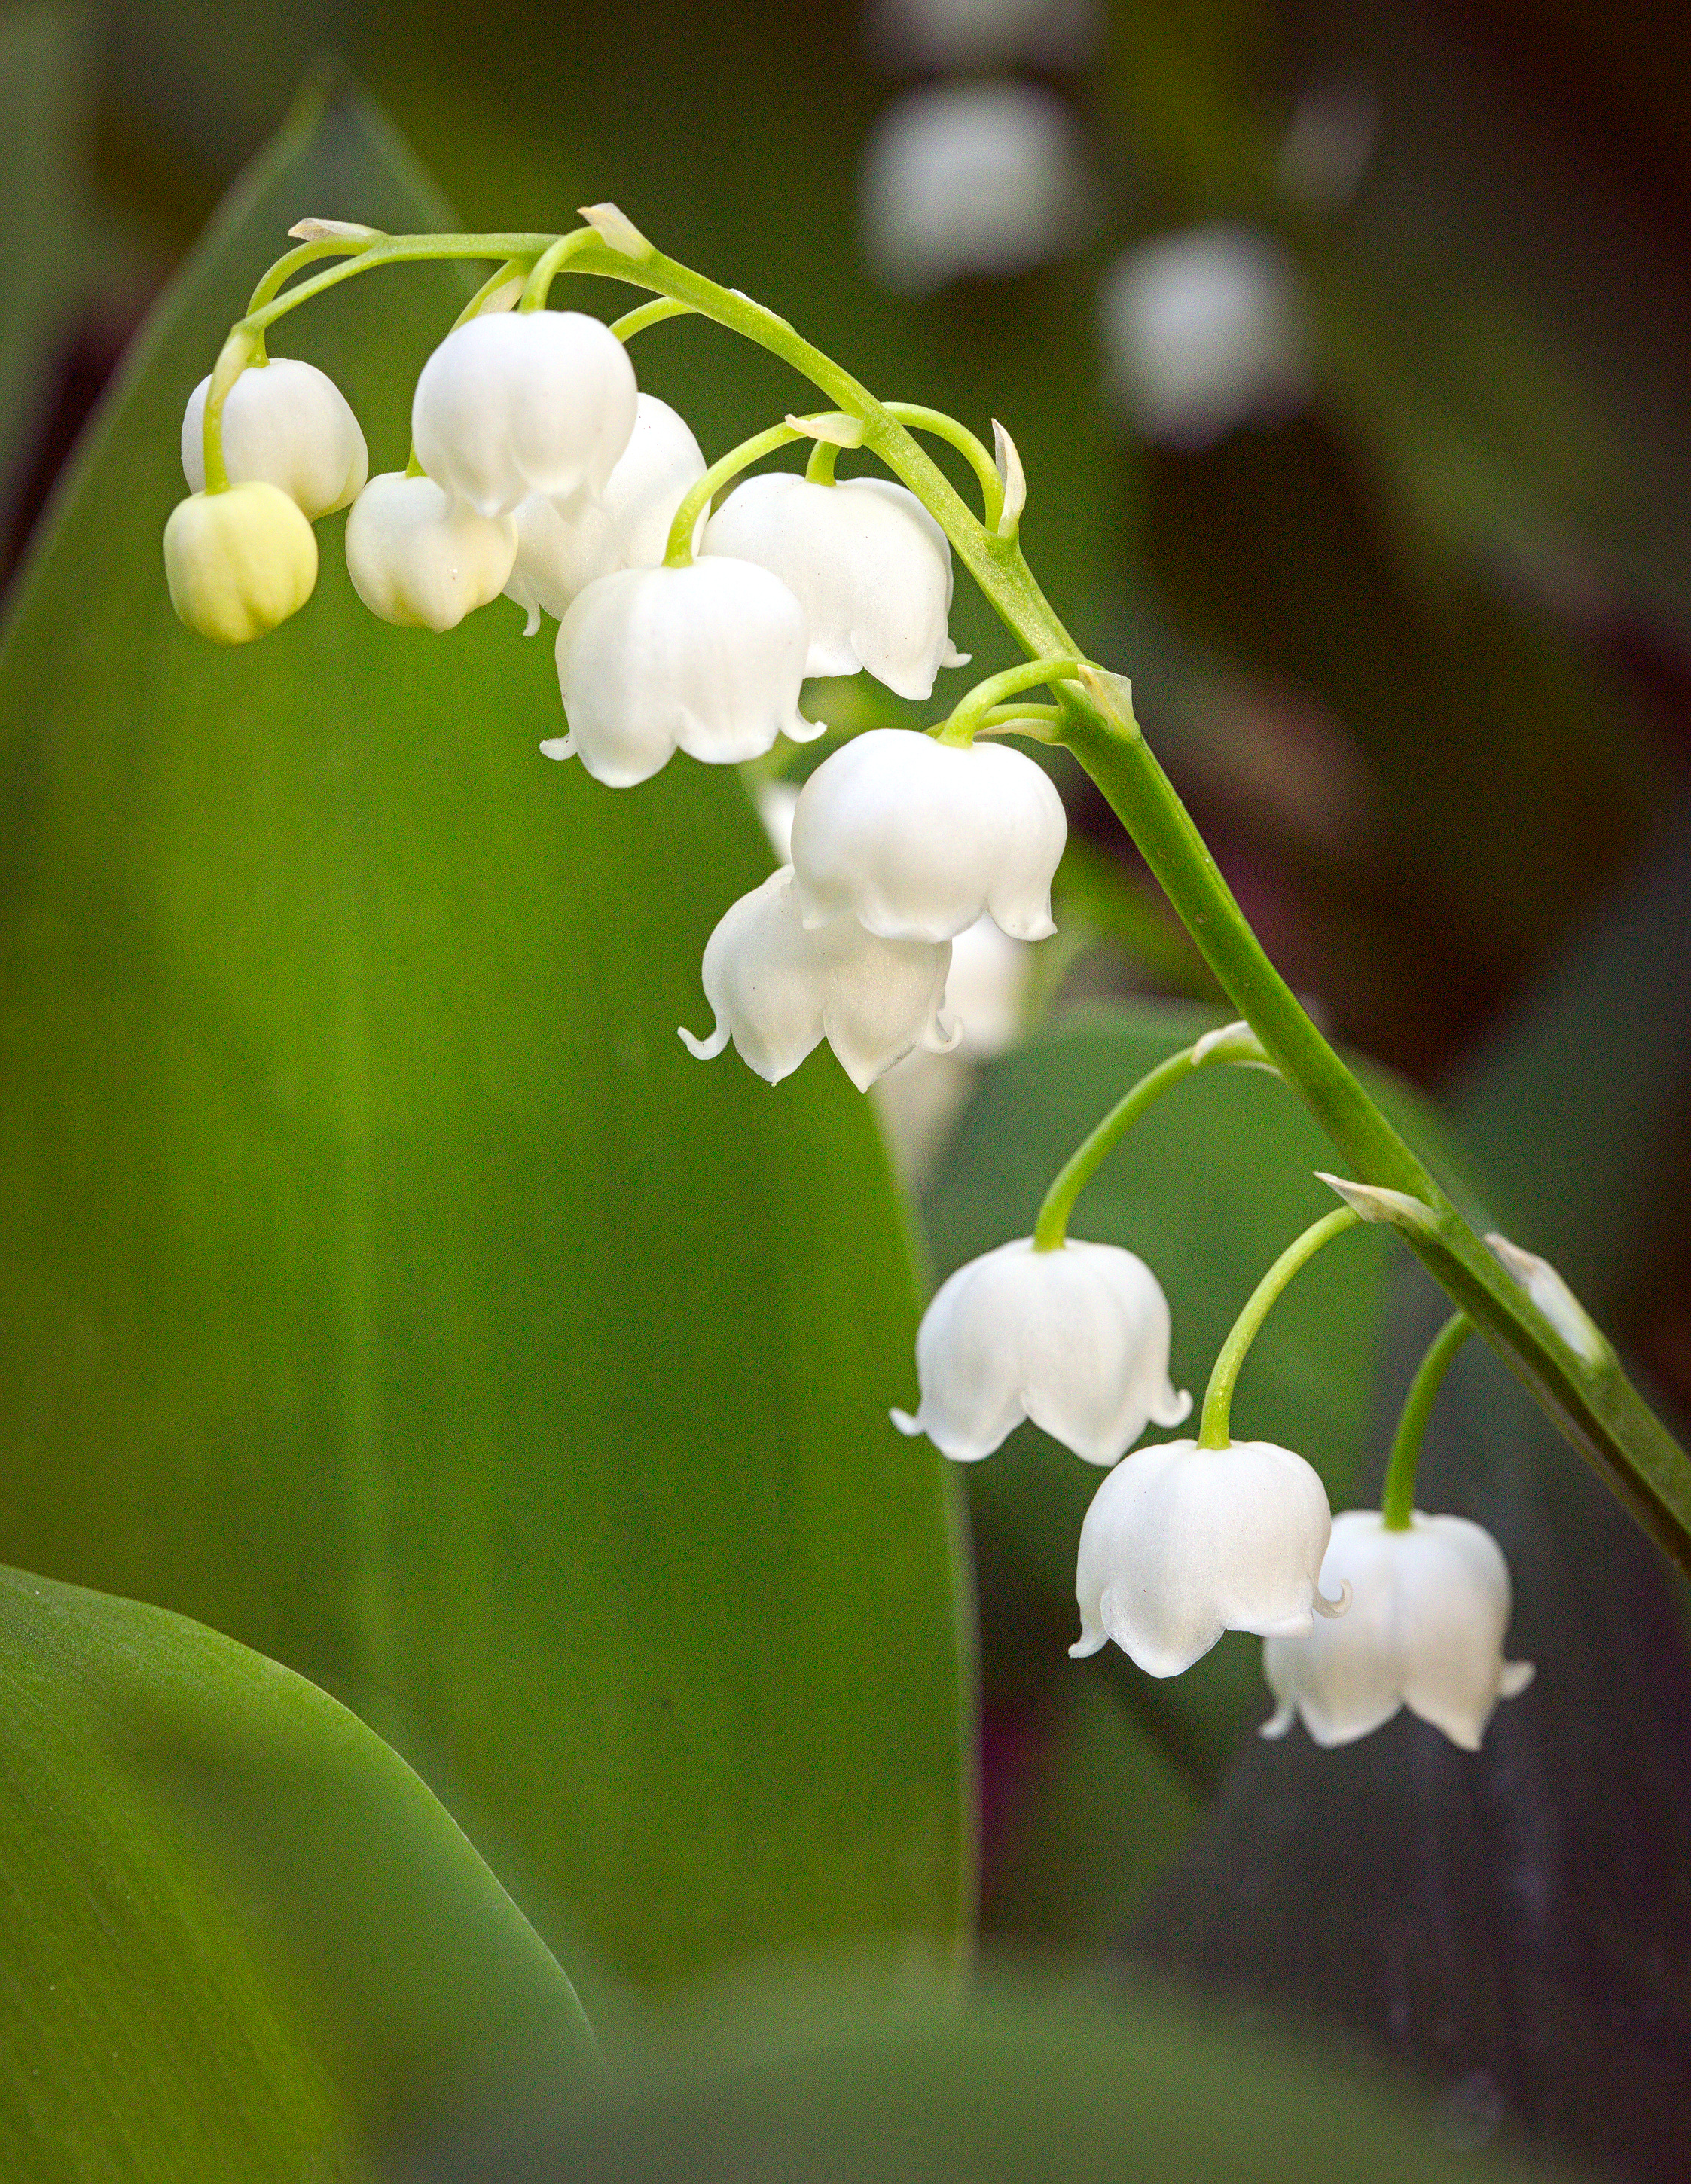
[
  {"left": 506, "top": 393, "right": 707, "bottom": 630},
  {"left": 411, "top": 309, "right": 638, "bottom": 518},
  {"left": 860, "top": 81, "right": 1096, "bottom": 295},
  {"left": 549, "top": 558, "right": 820, "bottom": 788},
  {"left": 867, "top": 0, "right": 1100, "bottom": 71},
  {"left": 789, "top": 727, "right": 1067, "bottom": 941},
  {"left": 1071, "top": 1438, "right": 1344, "bottom": 1678},
  {"left": 702, "top": 474, "right": 965, "bottom": 700},
  {"left": 679, "top": 866, "right": 957, "bottom": 1091},
  {"left": 1098, "top": 226, "right": 1311, "bottom": 450},
  {"left": 182, "top": 358, "right": 368, "bottom": 517},
  {"left": 1261, "top": 1510, "right": 1535, "bottom": 1751},
  {"left": 893, "top": 1237, "right": 1189, "bottom": 1466},
  {"left": 343, "top": 473, "right": 517, "bottom": 632}
]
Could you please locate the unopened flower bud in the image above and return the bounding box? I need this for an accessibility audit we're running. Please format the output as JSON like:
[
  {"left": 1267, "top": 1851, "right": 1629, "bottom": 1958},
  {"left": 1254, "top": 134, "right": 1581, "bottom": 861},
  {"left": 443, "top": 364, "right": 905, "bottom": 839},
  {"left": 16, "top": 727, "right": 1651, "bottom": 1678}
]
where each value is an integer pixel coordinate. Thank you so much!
[
  {"left": 551, "top": 559, "right": 819, "bottom": 787},
  {"left": 789, "top": 727, "right": 1067, "bottom": 941},
  {"left": 506, "top": 394, "right": 706, "bottom": 629},
  {"left": 679, "top": 867, "right": 957, "bottom": 1090},
  {"left": 703, "top": 474, "right": 965, "bottom": 700},
  {"left": 343, "top": 473, "right": 517, "bottom": 632},
  {"left": 1262, "top": 1510, "right": 1534, "bottom": 1750},
  {"left": 181, "top": 358, "right": 368, "bottom": 517},
  {"left": 893, "top": 1237, "right": 1188, "bottom": 1465},
  {"left": 163, "top": 483, "right": 318, "bottom": 645},
  {"left": 1072, "top": 1438, "right": 1344, "bottom": 1677},
  {"left": 412, "top": 309, "right": 638, "bottom": 519}
]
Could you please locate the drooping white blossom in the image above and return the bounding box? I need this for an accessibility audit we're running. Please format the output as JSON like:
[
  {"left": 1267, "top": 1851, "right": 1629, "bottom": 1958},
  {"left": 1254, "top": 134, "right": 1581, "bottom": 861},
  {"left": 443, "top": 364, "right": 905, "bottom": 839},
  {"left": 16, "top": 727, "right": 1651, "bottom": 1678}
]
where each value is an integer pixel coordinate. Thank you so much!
[
  {"left": 702, "top": 474, "right": 966, "bottom": 700},
  {"left": 893, "top": 1237, "right": 1189, "bottom": 1466},
  {"left": 506, "top": 394, "right": 707, "bottom": 630},
  {"left": 867, "top": 0, "right": 1099, "bottom": 71},
  {"left": 789, "top": 727, "right": 1067, "bottom": 942},
  {"left": 859, "top": 82, "right": 1095, "bottom": 295},
  {"left": 1262, "top": 1510, "right": 1534, "bottom": 1751},
  {"left": 163, "top": 483, "right": 318, "bottom": 645},
  {"left": 182, "top": 358, "right": 368, "bottom": 517},
  {"left": 1071, "top": 1438, "right": 1345, "bottom": 1678},
  {"left": 343, "top": 473, "right": 517, "bottom": 632},
  {"left": 411, "top": 309, "right": 638, "bottom": 518},
  {"left": 1097, "top": 227, "right": 1311, "bottom": 450},
  {"left": 549, "top": 558, "right": 820, "bottom": 787},
  {"left": 679, "top": 867, "right": 957, "bottom": 1090}
]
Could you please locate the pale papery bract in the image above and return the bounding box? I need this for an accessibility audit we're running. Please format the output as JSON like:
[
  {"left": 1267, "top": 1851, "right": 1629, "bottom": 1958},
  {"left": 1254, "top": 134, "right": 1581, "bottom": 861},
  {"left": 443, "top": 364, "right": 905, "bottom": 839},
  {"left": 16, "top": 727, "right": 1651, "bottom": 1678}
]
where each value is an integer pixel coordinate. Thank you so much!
[
  {"left": 789, "top": 727, "right": 1067, "bottom": 942},
  {"left": 344, "top": 473, "right": 517, "bottom": 633},
  {"left": 549, "top": 558, "right": 820, "bottom": 788},
  {"left": 893, "top": 1236, "right": 1189, "bottom": 1466},
  {"left": 702, "top": 473, "right": 966, "bottom": 700},
  {"left": 1071, "top": 1437, "right": 1343, "bottom": 1678},
  {"left": 182, "top": 357, "right": 368, "bottom": 517},
  {"left": 679, "top": 866, "right": 957, "bottom": 1091},
  {"left": 411, "top": 309, "right": 638, "bottom": 519},
  {"left": 1261, "top": 1509, "right": 1534, "bottom": 1751},
  {"left": 506, "top": 394, "right": 707, "bottom": 630}
]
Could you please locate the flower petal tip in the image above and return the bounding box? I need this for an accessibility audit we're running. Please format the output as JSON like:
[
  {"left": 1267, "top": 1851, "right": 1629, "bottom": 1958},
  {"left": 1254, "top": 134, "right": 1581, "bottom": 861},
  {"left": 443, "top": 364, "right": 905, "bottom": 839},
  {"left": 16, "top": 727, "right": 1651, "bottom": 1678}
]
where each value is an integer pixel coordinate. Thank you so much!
[
  {"left": 539, "top": 735, "right": 576, "bottom": 761},
  {"left": 1500, "top": 1660, "right": 1536, "bottom": 1698},
  {"left": 677, "top": 1023, "right": 730, "bottom": 1062},
  {"left": 1314, "top": 1577, "right": 1352, "bottom": 1619},
  {"left": 890, "top": 1407, "right": 923, "bottom": 1438}
]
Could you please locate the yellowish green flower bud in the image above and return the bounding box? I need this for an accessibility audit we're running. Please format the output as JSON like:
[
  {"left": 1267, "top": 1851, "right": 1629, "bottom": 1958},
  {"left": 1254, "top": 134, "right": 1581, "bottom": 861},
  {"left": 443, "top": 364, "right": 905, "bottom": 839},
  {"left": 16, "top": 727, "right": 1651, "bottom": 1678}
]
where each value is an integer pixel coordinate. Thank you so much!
[{"left": 162, "top": 483, "right": 317, "bottom": 645}]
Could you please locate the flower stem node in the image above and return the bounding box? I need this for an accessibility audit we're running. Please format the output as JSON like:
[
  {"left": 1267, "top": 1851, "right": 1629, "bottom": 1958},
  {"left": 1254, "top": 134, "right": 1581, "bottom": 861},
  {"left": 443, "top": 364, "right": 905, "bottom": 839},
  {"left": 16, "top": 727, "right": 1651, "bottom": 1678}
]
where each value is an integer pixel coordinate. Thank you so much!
[
  {"left": 679, "top": 867, "right": 957, "bottom": 1090},
  {"left": 893, "top": 1237, "right": 1188, "bottom": 1466},
  {"left": 789, "top": 727, "right": 1067, "bottom": 941},
  {"left": 702, "top": 474, "right": 966, "bottom": 700},
  {"left": 343, "top": 473, "right": 517, "bottom": 632},
  {"left": 1262, "top": 1510, "right": 1535, "bottom": 1750},
  {"left": 182, "top": 358, "right": 368, "bottom": 517},
  {"left": 411, "top": 310, "right": 638, "bottom": 520},
  {"left": 163, "top": 483, "right": 317, "bottom": 645},
  {"left": 551, "top": 559, "right": 820, "bottom": 786},
  {"left": 1072, "top": 1438, "right": 1342, "bottom": 1677},
  {"left": 505, "top": 395, "right": 706, "bottom": 630}
]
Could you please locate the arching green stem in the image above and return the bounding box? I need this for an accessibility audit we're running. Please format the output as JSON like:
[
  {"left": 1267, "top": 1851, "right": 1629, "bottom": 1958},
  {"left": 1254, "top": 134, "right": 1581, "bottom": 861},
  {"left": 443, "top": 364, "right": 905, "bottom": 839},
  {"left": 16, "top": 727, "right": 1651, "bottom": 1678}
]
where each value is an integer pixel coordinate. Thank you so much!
[
  {"left": 664, "top": 414, "right": 856, "bottom": 566},
  {"left": 200, "top": 325, "right": 262, "bottom": 494},
  {"left": 1381, "top": 1313, "right": 1472, "bottom": 1530},
  {"left": 1199, "top": 1207, "right": 1361, "bottom": 1450},
  {"left": 882, "top": 402, "right": 1004, "bottom": 530},
  {"left": 612, "top": 295, "right": 694, "bottom": 342},
  {"left": 520, "top": 227, "right": 597, "bottom": 309},
  {"left": 804, "top": 435, "right": 840, "bottom": 485},
  {"left": 1032, "top": 1023, "right": 1271, "bottom": 1254},
  {"left": 939, "top": 656, "right": 1082, "bottom": 746}
]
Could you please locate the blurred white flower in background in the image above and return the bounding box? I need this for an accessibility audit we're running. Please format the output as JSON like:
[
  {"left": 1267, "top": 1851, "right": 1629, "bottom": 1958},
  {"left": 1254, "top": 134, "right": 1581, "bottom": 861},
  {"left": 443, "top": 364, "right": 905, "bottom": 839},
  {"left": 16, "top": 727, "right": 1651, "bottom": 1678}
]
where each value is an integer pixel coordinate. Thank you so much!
[
  {"left": 1098, "top": 225, "right": 1312, "bottom": 450},
  {"left": 866, "top": 0, "right": 1099, "bottom": 72},
  {"left": 859, "top": 81, "right": 1096, "bottom": 294},
  {"left": 1275, "top": 78, "right": 1380, "bottom": 212}
]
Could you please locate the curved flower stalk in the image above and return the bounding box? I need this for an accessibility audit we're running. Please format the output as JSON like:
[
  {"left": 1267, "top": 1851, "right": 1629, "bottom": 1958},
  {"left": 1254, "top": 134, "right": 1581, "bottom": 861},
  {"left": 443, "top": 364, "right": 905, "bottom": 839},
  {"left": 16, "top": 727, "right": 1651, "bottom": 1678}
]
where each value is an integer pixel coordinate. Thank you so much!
[
  {"left": 702, "top": 474, "right": 966, "bottom": 699},
  {"left": 345, "top": 474, "right": 517, "bottom": 630},
  {"left": 181, "top": 356, "right": 367, "bottom": 516},
  {"left": 789, "top": 727, "right": 1067, "bottom": 941},
  {"left": 550, "top": 559, "right": 820, "bottom": 785},
  {"left": 1262, "top": 1510, "right": 1534, "bottom": 1749},
  {"left": 893, "top": 1237, "right": 1188, "bottom": 1466},
  {"left": 679, "top": 867, "right": 957, "bottom": 1090}
]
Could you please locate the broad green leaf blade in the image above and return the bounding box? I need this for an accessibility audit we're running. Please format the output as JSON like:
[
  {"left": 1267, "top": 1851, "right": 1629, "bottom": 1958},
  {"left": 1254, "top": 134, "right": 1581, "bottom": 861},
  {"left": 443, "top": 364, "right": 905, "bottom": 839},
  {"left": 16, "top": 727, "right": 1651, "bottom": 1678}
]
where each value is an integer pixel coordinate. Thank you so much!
[
  {"left": 408, "top": 1977, "right": 1552, "bottom": 2184},
  {"left": 0, "top": 1560, "right": 589, "bottom": 2184},
  {"left": 0, "top": 80, "right": 969, "bottom": 1993},
  {"left": 924, "top": 1000, "right": 1395, "bottom": 1787}
]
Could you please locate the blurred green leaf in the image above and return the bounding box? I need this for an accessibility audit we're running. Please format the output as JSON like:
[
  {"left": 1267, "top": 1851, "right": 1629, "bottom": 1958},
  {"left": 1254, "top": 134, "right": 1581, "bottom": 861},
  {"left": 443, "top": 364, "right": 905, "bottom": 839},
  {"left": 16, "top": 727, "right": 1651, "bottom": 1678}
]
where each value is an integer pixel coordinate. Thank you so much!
[
  {"left": 408, "top": 1975, "right": 1553, "bottom": 2184},
  {"left": 0, "top": 1560, "right": 590, "bottom": 2183},
  {"left": 0, "top": 78, "right": 969, "bottom": 1995}
]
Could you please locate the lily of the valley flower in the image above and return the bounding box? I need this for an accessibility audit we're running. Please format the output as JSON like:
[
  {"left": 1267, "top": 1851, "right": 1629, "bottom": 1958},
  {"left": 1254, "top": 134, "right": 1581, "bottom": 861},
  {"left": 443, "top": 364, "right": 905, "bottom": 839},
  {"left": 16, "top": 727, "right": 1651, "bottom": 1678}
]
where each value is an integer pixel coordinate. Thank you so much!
[
  {"left": 181, "top": 358, "right": 368, "bottom": 517},
  {"left": 1072, "top": 1437, "right": 1344, "bottom": 1676},
  {"left": 344, "top": 473, "right": 517, "bottom": 631},
  {"left": 163, "top": 482, "right": 318, "bottom": 644},
  {"left": 507, "top": 393, "right": 707, "bottom": 630},
  {"left": 702, "top": 474, "right": 966, "bottom": 700},
  {"left": 549, "top": 558, "right": 820, "bottom": 786},
  {"left": 1261, "top": 1509, "right": 1534, "bottom": 1751},
  {"left": 893, "top": 1237, "right": 1188, "bottom": 1464},
  {"left": 679, "top": 866, "right": 957, "bottom": 1090},
  {"left": 411, "top": 309, "right": 638, "bottom": 518},
  {"left": 789, "top": 727, "right": 1067, "bottom": 941}
]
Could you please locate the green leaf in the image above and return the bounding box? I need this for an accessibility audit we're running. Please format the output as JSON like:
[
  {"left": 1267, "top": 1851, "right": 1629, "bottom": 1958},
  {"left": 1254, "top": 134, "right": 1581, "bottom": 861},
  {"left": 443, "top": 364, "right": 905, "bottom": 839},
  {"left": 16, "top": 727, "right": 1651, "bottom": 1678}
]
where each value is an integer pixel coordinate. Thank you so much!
[
  {"left": 0, "top": 1560, "right": 590, "bottom": 2184},
  {"left": 0, "top": 80, "right": 969, "bottom": 1994},
  {"left": 408, "top": 1976, "right": 1551, "bottom": 2184}
]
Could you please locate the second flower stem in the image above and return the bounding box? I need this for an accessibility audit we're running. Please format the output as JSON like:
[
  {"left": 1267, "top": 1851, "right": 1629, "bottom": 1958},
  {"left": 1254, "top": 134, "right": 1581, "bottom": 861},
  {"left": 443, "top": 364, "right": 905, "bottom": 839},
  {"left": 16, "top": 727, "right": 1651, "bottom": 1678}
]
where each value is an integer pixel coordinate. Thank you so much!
[
  {"left": 1198, "top": 1206, "right": 1361, "bottom": 1450},
  {"left": 1381, "top": 1313, "right": 1472, "bottom": 1530}
]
